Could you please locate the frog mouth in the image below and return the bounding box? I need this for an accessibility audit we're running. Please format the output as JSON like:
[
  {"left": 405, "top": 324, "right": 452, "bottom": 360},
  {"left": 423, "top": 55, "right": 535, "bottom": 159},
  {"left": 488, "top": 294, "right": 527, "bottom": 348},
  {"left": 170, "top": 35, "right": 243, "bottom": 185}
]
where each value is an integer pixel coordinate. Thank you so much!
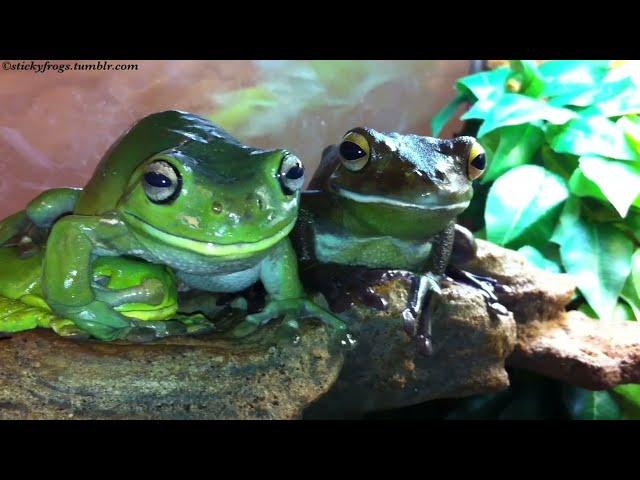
[
  {"left": 331, "top": 185, "right": 471, "bottom": 212},
  {"left": 123, "top": 212, "right": 295, "bottom": 257}
]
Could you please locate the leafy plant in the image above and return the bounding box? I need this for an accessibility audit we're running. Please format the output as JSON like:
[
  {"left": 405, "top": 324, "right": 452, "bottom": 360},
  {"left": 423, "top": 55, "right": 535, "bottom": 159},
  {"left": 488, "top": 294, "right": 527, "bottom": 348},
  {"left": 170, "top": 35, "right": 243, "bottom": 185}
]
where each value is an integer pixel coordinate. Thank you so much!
[
  {"left": 435, "top": 60, "right": 640, "bottom": 322},
  {"left": 434, "top": 60, "right": 640, "bottom": 419}
]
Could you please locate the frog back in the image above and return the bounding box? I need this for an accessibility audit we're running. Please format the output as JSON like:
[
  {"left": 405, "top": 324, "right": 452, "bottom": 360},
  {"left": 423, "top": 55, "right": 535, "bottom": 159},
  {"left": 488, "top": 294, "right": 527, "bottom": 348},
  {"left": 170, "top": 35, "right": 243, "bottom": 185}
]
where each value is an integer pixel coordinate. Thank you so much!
[{"left": 75, "top": 110, "right": 239, "bottom": 215}]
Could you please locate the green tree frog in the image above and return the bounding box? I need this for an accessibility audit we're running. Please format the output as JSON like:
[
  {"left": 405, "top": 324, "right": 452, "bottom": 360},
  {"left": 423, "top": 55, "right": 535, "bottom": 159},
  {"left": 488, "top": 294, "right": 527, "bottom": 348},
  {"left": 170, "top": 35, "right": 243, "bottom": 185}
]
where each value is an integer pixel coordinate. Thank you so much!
[{"left": 0, "top": 110, "right": 345, "bottom": 341}]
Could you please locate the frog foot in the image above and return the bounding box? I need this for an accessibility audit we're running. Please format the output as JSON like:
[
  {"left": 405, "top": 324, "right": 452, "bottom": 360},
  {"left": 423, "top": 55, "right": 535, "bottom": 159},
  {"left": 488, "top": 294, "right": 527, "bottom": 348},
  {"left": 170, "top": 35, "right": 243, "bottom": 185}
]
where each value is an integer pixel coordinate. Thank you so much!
[
  {"left": 50, "top": 318, "right": 91, "bottom": 340},
  {"left": 173, "top": 312, "right": 216, "bottom": 336},
  {"left": 123, "top": 319, "right": 190, "bottom": 343},
  {"left": 445, "top": 266, "right": 510, "bottom": 319},
  {"left": 229, "top": 298, "right": 351, "bottom": 343}
]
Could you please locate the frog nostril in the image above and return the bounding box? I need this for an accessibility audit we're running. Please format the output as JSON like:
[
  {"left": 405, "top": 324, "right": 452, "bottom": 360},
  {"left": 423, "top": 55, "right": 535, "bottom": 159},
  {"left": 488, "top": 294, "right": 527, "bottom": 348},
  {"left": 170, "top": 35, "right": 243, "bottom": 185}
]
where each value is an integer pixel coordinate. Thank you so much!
[{"left": 212, "top": 201, "right": 224, "bottom": 215}]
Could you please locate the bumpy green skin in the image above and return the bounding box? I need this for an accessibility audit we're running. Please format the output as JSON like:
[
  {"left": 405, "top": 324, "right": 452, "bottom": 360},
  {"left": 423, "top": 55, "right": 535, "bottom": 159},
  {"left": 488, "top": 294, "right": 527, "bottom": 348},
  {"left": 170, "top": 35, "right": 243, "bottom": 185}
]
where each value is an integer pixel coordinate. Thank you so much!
[
  {"left": 0, "top": 110, "right": 343, "bottom": 341},
  {"left": 291, "top": 128, "right": 480, "bottom": 353},
  {"left": 0, "top": 245, "right": 178, "bottom": 337},
  {"left": 295, "top": 128, "right": 477, "bottom": 272}
]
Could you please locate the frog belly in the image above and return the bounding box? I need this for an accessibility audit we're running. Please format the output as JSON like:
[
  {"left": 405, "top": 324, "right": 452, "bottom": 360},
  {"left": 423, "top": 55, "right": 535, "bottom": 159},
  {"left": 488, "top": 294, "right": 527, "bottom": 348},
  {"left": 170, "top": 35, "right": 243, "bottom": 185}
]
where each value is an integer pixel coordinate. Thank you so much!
[
  {"left": 314, "top": 229, "right": 432, "bottom": 271},
  {"left": 177, "top": 262, "right": 261, "bottom": 293}
]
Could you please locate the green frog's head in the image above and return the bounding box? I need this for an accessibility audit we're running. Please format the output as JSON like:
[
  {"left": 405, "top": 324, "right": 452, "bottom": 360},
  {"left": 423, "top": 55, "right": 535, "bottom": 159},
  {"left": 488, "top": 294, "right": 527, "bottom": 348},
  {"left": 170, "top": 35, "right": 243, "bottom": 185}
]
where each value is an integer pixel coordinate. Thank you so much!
[
  {"left": 115, "top": 112, "right": 304, "bottom": 258},
  {"left": 327, "top": 127, "right": 486, "bottom": 239}
]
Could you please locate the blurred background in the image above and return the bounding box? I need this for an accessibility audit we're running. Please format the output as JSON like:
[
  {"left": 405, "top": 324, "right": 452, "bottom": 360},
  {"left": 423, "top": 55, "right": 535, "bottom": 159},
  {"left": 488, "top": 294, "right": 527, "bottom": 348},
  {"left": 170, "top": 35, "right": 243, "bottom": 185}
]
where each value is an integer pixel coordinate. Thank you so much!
[{"left": 0, "top": 60, "right": 468, "bottom": 219}]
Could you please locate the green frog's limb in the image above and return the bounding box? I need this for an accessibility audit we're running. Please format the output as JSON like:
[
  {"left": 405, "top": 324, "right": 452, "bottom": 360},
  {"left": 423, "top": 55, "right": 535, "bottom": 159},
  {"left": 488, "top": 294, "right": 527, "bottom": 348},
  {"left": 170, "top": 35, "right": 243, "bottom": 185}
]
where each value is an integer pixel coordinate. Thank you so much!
[
  {"left": 0, "top": 295, "right": 58, "bottom": 333},
  {"left": 0, "top": 211, "right": 30, "bottom": 246},
  {"left": 92, "top": 277, "right": 166, "bottom": 308},
  {"left": 0, "top": 292, "right": 90, "bottom": 338},
  {"left": 26, "top": 188, "right": 81, "bottom": 229},
  {"left": 231, "top": 239, "right": 346, "bottom": 337},
  {"left": 42, "top": 215, "right": 135, "bottom": 341}
]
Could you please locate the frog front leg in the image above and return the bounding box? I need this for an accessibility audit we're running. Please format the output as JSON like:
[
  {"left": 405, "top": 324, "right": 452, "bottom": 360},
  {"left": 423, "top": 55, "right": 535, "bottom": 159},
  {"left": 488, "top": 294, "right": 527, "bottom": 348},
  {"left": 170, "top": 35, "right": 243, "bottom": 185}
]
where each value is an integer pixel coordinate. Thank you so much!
[
  {"left": 232, "top": 238, "right": 347, "bottom": 338},
  {"left": 26, "top": 188, "right": 81, "bottom": 229},
  {"left": 41, "top": 215, "right": 138, "bottom": 340},
  {"left": 0, "top": 211, "right": 30, "bottom": 246},
  {"left": 446, "top": 224, "right": 510, "bottom": 317},
  {"left": 412, "top": 222, "right": 456, "bottom": 356}
]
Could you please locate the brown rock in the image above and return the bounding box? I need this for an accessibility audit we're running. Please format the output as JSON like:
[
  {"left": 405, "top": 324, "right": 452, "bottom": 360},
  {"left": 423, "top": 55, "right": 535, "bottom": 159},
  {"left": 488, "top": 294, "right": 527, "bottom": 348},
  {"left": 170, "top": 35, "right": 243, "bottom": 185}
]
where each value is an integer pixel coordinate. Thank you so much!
[
  {"left": 0, "top": 323, "right": 343, "bottom": 420},
  {"left": 465, "top": 239, "right": 576, "bottom": 324},
  {"left": 509, "top": 310, "right": 640, "bottom": 390},
  {"left": 305, "top": 278, "right": 517, "bottom": 417}
]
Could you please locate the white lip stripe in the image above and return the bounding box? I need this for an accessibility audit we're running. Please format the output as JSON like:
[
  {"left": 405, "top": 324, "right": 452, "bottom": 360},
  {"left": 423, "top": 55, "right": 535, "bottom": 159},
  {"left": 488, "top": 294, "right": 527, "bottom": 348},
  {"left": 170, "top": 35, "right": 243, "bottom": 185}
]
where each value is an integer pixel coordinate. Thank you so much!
[
  {"left": 124, "top": 213, "right": 295, "bottom": 257},
  {"left": 334, "top": 186, "right": 470, "bottom": 211}
]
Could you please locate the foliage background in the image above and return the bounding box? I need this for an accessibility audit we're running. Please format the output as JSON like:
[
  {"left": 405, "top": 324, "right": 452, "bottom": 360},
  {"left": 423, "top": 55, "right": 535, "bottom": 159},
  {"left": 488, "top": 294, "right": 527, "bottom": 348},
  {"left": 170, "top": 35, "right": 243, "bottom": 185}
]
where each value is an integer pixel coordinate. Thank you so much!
[{"left": 429, "top": 60, "right": 640, "bottom": 419}]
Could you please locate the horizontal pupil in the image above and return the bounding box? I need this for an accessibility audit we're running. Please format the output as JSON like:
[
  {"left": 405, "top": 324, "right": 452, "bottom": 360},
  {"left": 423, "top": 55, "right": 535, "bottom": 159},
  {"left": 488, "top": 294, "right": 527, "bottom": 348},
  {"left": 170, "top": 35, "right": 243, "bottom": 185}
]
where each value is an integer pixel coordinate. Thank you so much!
[
  {"left": 286, "top": 165, "right": 304, "bottom": 179},
  {"left": 471, "top": 153, "right": 486, "bottom": 170},
  {"left": 340, "top": 141, "right": 365, "bottom": 160},
  {"left": 145, "top": 172, "right": 172, "bottom": 188}
]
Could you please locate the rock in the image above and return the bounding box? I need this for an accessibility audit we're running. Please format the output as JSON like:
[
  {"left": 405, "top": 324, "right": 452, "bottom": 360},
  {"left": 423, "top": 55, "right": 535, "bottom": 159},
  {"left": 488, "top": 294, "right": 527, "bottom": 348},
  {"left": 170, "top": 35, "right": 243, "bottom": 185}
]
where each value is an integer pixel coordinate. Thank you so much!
[
  {"left": 509, "top": 311, "right": 640, "bottom": 390},
  {"left": 464, "top": 240, "right": 576, "bottom": 324},
  {"left": 466, "top": 240, "right": 640, "bottom": 391},
  {"left": 304, "top": 240, "right": 576, "bottom": 417},
  {"left": 1, "top": 239, "right": 606, "bottom": 419},
  {"left": 0, "top": 322, "right": 343, "bottom": 420},
  {"left": 305, "top": 276, "right": 517, "bottom": 418}
]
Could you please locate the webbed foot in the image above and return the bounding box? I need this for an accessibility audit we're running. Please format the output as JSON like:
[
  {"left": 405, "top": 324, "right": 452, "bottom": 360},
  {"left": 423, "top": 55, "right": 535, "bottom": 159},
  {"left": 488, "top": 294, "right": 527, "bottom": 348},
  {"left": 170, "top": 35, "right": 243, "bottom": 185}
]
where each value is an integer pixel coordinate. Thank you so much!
[
  {"left": 445, "top": 265, "right": 510, "bottom": 318},
  {"left": 50, "top": 318, "right": 91, "bottom": 340},
  {"left": 229, "top": 297, "right": 353, "bottom": 347}
]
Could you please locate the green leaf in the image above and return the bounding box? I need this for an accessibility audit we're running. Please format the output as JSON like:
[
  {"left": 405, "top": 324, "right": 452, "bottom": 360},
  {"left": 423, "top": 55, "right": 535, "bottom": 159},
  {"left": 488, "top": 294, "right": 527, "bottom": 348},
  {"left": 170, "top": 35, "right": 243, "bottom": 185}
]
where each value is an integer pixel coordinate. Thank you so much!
[
  {"left": 431, "top": 93, "right": 466, "bottom": 136},
  {"left": 569, "top": 168, "right": 609, "bottom": 204},
  {"left": 578, "top": 155, "right": 640, "bottom": 217},
  {"left": 612, "top": 384, "right": 640, "bottom": 419},
  {"left": 481, "top": 125, "right": 545, "bottom": 183},
  {"left": 613, "top": 384, "right": 640, "bottom": 408},
  {"left": 547, "top": 116, "right": 640, "bottom": 161},
  {"left": 510, "top": 60, "right": 545, "bottom": 97},
  {"left": 632, "top": 248, "right": 640, "bottom": 294},
  {"left": 618, "top": 115, "right": 640, "bottom": 153},
  {"left": 517, "top": 245, "right": 561, "bottom": 273},
  {"left": 456, "top": 67, "right": 510, "bottom": 101},
  {"left": 540, "top": 60, "right": 612, "bottom": 98},
  {"left": 471, "top": 94, "right": 577, "bottom": 138},
  {"left": 552, "top": 206, "right": 634, "bottom": 320},
  {"left": 614, "top": 301, "right": 636, "bottom": 321},
  {"left": 549, "top": 77, "right": 632, "bottom": 110},
  {"left": 550, "top": 196, "right": 581, "bottom": 244},
  {"left": 582, "top": 77, "right": 640, "bottom": 117},
  {"left": 486, "top": 165, "right": 569, "bottom": 247},
  {"left": 541, "top": 145, "right": 579, "bottom": 181},
  {"left": 621, "top": 275, "right": 640, "bottom": 322},
  {"left": 564, "top": 387, "right": 621, "bottom": 420},
  {"left": 569, "top": 161, "right": 640, "bottom": 215}
]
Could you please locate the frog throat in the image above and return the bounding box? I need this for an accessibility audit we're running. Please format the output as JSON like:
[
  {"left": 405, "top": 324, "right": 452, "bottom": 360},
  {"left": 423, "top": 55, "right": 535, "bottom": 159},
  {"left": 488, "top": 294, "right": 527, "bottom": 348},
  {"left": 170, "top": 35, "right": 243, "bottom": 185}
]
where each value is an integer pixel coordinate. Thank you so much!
[
  {"left": 123, "top": 212, "right": 295, "bottom": 257},
  {"left": 330, "top": 185, "right": 471, "bottom": 212}
]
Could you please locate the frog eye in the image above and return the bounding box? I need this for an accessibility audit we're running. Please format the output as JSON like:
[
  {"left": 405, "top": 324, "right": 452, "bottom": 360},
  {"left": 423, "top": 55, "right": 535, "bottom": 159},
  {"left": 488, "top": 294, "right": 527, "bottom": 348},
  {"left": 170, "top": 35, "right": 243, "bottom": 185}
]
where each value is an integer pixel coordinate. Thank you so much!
[
  {"left": 278, "top": 154, "right": 305, "bottom": 195},
  {"left": 142, "top": 160, "right": 181, "bottom": 204},
  {"left": 467, "top": 142, "right": 486, "bottom": 181},
  {"left": 338, "top": 131, "right": 370, "bottom": 172}
]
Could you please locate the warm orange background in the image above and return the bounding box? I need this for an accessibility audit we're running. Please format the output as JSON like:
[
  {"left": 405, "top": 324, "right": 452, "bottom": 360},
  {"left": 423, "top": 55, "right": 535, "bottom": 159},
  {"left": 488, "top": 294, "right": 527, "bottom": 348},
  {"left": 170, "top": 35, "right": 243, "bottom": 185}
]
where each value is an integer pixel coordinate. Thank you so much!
[{"left": 0, "top": 60, "right": 468, "bottom": 218}]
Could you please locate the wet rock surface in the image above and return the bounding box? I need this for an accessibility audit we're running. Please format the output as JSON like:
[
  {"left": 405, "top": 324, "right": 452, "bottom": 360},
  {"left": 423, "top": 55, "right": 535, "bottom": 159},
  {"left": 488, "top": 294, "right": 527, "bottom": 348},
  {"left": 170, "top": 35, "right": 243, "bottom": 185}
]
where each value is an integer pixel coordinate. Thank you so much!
[
  {"left": 465, "top": 240, "right": 640, "bottom": 392},
  {"left": 2, "top": 239, "right": 635, "bottom": 419},
  {"left": 305, "top": 276, "right": 517, "bottom": 418},
  {"left": 0, "top": 322, "right": 343, "bottom": 420},
  {"left": 509, "top": 311, "right": 640, "bottom": 390},
  {"left": 463, "top": 240, "right": 576, "bottom": 325}
]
